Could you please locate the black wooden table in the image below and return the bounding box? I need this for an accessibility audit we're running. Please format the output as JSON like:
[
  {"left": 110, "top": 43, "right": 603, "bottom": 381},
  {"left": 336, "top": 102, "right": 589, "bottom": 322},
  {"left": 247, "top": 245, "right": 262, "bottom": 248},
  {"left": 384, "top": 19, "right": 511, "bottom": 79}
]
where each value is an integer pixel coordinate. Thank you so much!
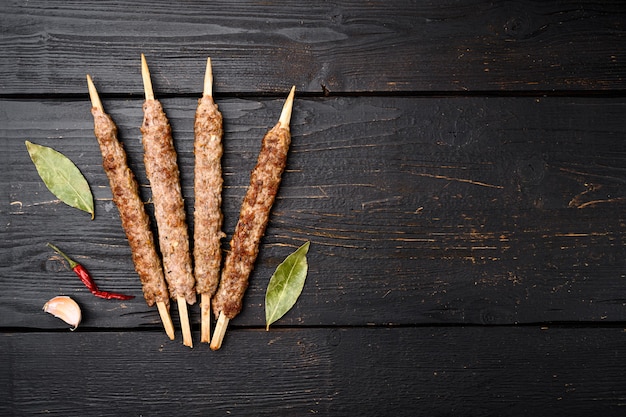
[{"left": 2, "top": 1, "right": 625, "bottom": 415}]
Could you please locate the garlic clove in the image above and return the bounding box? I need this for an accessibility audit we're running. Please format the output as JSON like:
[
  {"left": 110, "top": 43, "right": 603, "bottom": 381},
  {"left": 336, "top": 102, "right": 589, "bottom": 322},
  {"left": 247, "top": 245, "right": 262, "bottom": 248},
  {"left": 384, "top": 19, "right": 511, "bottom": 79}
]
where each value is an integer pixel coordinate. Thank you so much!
[{"left": 43, "top": 296, "right": 82, "bottom": 330}]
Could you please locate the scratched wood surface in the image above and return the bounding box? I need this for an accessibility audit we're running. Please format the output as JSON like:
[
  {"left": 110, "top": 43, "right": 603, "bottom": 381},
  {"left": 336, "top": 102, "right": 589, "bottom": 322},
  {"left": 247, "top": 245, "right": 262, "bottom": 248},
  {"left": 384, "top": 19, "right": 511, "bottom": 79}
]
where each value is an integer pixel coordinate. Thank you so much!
[
  {"left": 2, "top": 327, "right": 625, "bottom": 416},
  {"left": 1, "top": 0, "right": 625, "bottom": 94},
  {"left": 2, "top": 96, "right": 626, "bottom": 330},
  {"left": 1, "top": 0, "right": 626, "bottom": 415}
]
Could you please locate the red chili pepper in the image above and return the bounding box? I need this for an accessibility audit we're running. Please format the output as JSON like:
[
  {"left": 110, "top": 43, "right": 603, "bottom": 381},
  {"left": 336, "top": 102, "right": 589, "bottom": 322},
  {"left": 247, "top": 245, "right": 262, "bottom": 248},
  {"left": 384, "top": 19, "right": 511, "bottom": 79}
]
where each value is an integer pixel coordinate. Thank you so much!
[
  {"left": 92, "top": 290, "right": 135, "bottom": 300},
  {"left": 47, "top": 243, "right": 135, "bottom": 300}
]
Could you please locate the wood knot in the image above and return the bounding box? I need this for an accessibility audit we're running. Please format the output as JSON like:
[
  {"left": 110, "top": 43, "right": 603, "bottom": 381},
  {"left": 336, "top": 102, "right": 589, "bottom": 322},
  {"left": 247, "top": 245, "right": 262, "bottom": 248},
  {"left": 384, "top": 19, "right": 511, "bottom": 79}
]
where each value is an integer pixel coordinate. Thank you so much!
[
  {"left": 327, "top": 329, "right": 341, "bottom": 346},
  {"left": 502, "top": 11, "right": 534, "bottom": 40},
  {"left": 516, "top": 155, "right": 546, "bottom": 186}
]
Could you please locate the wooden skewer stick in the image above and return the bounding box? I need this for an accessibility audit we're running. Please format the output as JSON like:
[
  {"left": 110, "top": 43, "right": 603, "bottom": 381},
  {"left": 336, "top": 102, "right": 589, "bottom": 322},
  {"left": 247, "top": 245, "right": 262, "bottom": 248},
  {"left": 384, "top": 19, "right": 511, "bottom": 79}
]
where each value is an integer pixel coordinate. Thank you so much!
[
  {"left": 141, "top": 54, "right": 155, "bottom": 101},
  {"left": 141, "top": 54, "right": 194, "bottom": 348},
  {"left": 156, "top": 302, "right": 176, "bottom": 340},
  {"left": 86, "top": 75, "right": 103, "bottom": 111},
  {"left": 210, "top": 86, "right": 296, "bottom": 351},
  {"left": 201, "top": 293, "right": 211, "bottom": 343},
  {"left": 279, "top": 85, "right": 296, "bottom": 127},
  {"left": 177, "top": 297, "right": 192, "bottom": 347},
  {"left": 210, "top": 313, "right": 229, "bottom": 350},
  {"left": 203, "top": 57, "right": 213, "bottom": 97},
  {"left": 86, "top": 74, "right": 175, "bottom": 341},
  {"left": 177, "top": 296, "right": 193, "bottom": 347}
]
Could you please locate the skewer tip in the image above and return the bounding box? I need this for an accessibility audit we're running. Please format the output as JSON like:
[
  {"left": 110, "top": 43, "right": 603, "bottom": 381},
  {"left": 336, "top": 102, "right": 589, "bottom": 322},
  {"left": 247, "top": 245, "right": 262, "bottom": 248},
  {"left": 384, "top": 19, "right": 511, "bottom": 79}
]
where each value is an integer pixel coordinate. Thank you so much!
[
  {"left": 210, "top": 312, "right": 229, "bottom": 350},
  {"left": 177, "top": 296, "right": 193, "bottom": 348},
  {"left": 156, "top": 301, "right": 175, "bottom": 340},
  {"left": 203, "top": 57, "right": 213, "bottom": 97},
  {"left": 278, "top": 85, "right": 296, "bottom": 127},
  {"left": 86, "top": 74, "right": 103, "bottom": 111},
  {"left": 200, "top": 293, "right": 212, "bottom": 344},
  {"left": 141, "top": 53, "right": 155, "bottom": 101}
]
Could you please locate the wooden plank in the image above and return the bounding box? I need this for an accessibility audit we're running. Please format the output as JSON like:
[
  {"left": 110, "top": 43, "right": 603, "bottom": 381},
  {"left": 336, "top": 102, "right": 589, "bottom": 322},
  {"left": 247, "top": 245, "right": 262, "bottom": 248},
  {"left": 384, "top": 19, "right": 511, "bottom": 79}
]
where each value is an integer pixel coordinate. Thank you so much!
[
  {"left": 2, "top": 96, "right": 626, "bottom": 330},
  {"left": 1, "top": 327, "right": 625, "bottom": 416},
  {"left": 1, "top": 0, "right": 625, "bottom": 94},
  {"left": 0, "top": 97, "right": 626, "bottom": 328}
]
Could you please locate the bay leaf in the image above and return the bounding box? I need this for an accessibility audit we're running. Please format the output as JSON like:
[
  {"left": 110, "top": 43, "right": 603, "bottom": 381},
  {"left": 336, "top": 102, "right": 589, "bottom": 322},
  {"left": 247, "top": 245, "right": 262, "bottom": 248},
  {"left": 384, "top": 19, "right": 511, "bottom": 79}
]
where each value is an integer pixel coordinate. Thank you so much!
[
  {"left": 25, "top": 141, "right": 95, "bottom": 219},
  {"left": 265, "top": 241, "right": 311, "bottom": 330}
]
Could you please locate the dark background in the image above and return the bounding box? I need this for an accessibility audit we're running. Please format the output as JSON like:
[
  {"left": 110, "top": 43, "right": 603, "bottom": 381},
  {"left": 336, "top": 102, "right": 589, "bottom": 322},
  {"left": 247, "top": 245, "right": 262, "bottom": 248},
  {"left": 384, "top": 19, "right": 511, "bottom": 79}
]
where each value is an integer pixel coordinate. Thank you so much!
[{"left": 1, "top": 1, "right": 625, "bottom": 415}]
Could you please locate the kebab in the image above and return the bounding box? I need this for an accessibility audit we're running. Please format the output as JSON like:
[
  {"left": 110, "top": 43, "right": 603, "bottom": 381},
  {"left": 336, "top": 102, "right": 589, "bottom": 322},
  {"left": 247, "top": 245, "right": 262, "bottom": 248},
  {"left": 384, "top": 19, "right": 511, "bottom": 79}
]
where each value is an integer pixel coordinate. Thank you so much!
[
  {"left": 140, "top": 54, "right": 196, "bottom": 347},
  {"left": 86, "top": 75, "right": 175, "bottom": 340},
  {"left": 210, "top": 86, "right": 296, "bottom": 350},
  {"left": 193, "top": 57, "right": 226, "bottom": 343}
]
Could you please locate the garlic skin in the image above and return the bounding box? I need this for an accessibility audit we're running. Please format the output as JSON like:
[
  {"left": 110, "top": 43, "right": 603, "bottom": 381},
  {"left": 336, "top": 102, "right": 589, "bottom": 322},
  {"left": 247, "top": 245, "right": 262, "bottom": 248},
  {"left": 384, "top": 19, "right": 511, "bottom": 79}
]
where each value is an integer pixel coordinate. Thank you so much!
[{"left": 43, "top": 296, "right": 82, "bottom": 330}]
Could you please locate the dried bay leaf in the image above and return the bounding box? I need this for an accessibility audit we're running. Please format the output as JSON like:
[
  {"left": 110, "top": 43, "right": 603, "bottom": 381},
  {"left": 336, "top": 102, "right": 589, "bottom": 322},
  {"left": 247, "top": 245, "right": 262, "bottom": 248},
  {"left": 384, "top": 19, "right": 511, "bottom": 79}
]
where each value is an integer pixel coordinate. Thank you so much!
[
  {"left": 265, "top": 241, "right": 310, "bottom": 330},
  {"left": 25, "top": 141, "right": 95, "bottom": 219}
]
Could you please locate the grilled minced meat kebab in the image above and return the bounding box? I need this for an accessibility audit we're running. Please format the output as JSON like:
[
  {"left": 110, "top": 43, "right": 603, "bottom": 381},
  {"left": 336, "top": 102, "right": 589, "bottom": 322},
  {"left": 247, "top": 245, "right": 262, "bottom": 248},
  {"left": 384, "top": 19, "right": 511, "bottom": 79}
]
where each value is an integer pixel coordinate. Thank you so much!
[
  {"left": 140, "top": 54, "right": 195, "bottom": 347},
  {"left": 211, "top": 86, "right": 295, "bottom": 350},
  {"left": 193, "top": 58, "right": 226, "bottom": 343},
  {"left": 86, "top": 75, "right": 175, "bottom": 340}
]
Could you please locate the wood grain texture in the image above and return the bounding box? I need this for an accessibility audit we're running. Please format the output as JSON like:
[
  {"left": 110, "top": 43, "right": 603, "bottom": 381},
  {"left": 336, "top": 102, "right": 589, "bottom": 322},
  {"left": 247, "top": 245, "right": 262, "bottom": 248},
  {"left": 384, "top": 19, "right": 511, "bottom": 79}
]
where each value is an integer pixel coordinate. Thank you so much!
[
  {"left": 3, "top": 2, "right": 626, "bottom": 414},
  {"left": 1, "top": 0, "right": 625, "bottom": 94},
  {"left": 1, "top": 327, "right": 625, "bottom": 416},
  {"left": 2, "top": 96, "right": 626, "bottom": 330}
]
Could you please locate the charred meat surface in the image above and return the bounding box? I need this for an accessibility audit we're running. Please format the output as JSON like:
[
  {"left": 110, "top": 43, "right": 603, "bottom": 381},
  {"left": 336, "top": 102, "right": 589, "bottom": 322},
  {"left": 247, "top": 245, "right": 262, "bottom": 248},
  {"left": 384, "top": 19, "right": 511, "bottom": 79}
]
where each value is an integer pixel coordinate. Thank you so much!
[
  {"left": 212, "top": 121, "right": 291, "bottom": 319},
  {"left": 91, "top": 107, "right": 169, "bottom": 306},
  {"left": 141, "top": 99, "right": 196, "bottom": 305},
  {"left": 193, "top": 95, "right": 225, "bottom": 297}
]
